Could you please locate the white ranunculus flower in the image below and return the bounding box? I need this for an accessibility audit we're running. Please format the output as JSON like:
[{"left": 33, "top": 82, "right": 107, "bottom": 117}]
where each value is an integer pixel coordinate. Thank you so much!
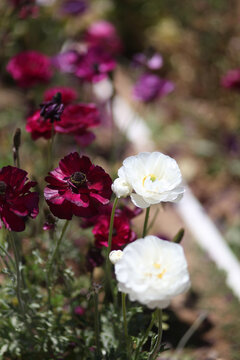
[
  {"left": 109, "top": 250, "right": 123, "bottom": 264},
  {"left": 112, "top": 152, "right": 184, "bottom": 208},
  {"left": 114, "top": 235, "right": 190, "bottom": 309}
]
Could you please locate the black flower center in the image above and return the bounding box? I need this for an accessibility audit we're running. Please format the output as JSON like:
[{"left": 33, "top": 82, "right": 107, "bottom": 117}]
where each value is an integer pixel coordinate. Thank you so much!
[
  {"left": 70, "top": 172, "right": 87, "bottom": 187},
  {"left": 0, "top": 181, "right": 7, "bottom": 195}
]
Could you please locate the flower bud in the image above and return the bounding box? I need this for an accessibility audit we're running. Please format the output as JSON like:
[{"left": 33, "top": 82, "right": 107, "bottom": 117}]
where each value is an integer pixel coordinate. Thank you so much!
[
  {"left": 111, "top": 178, "right": 132, "bottom": 198},
  {"left": 109, "top": 250, "right": 123, "bottom": 264}
]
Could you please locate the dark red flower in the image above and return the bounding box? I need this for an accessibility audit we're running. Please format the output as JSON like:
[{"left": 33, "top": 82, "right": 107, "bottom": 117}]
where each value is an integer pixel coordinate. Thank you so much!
[
  {"left": 93, "top": 212, "right": 137, "bottom": 250},
  {"left": 44, "top": 87, "right": 77, "bottom": 105},
  {"left": 26, "top": 110, "right": 53, "bottom": 140},
  {"left": 86, "top": 204, "right": 142, "bottom": 250},
  {"left": 0, "top": 166, "right": 39, "bottom": 232},
  {"left": 40, "top": 92, "right": 65, "bottom": 123},
  {"left": 10, "top": 0, "right": 38, "bottom": 19},
  {"left": 75, "top": 47, "right": 116, "bottom": 83},
  {"left": 85, "top": 20, "right": 122, "bottom": 56},
  {"left": 6, "top": 51, "right": 52, "bottom": 88},
  {"left": 54, "top": 103, "right": 100, "bottom": 147},
  {"left": 44, "top": 152, "right": 112, "bottom": 219},
  {"left": 86, "top": 247, "right": 104, "bottom": 272}
]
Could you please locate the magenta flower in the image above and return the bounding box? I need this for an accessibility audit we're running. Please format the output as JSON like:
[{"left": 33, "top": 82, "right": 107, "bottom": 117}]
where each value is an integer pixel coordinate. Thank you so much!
[
  {"left": 133, "top": 73, "right": 174, "bottom": 102},
  {"left": 85, "top": 20, "right": 122, "bottom": 55},
  {"left": 52, "top": 50, "right": 79, "bottom": 73},
  {"left": 0, "top": 166, "right": 39, "bottom": 232},
  {"left": 44, "top": 87, "right": 77, "bottom": 105},
  {"left": 6, "top": 51, "right": 52, "bottom": 87},
  {"left": 221, "top": 69, "right": 240, "bottom": 90},
  {"left": 44, "top": 152, "right": 112, "bottom": 219},
  {"left": 54, "top": 103, "right": 100, "bottom": 146},
  {"left": 133, "top": 52, "right": 163, "bottom": 70},
  {"left": 26, "top": 110, "right": 53, "bottom": 140},
  {"left": 75, "top": 47, "right": 116, "bottom": 83}
]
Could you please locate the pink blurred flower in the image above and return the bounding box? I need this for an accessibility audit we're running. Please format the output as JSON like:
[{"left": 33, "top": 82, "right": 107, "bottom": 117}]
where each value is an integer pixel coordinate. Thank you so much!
[
  {"left": 6, "top": 51, "right": 52, "bottom": 87},
  {"left": 221, "top": 69, "right": 240, "bottom": 90},
  {"left": 85, "top": 20, "right": 122, "bottom": 55},
  {"left": 44, "top": 87, "right": 77, "bottom": 105},
  {"left": 75, "top": 47, "right": 116, "bottom": 83},
  {"left": 0, "top": 166, "right": 39, "bottom": 232},
  {"left": 133, "top": 52, "right": 163, "bottom": 70},
  {"left": 52, "top": 50, "right": 79, "bottom": 73}
]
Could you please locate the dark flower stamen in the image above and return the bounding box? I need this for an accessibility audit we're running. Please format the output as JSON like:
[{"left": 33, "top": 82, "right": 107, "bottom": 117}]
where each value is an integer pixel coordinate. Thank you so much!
[
  {"left": 70, "top": 171, "right": 86, "bottom": 187},
  {"left": 0, "top": 181, "right": 7, "bottom": 195},
  {"left": 40, "top": 92, "right": 64, "bottom": 123}
]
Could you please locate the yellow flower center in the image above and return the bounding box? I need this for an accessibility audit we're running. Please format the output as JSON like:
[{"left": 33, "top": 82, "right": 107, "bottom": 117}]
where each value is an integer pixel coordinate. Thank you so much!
[
  {"left": 142, "top": 174, "right": 157, "bottom": 186},
  {"left": 144, "top": 263, "right": 166, "bottom": 279}
]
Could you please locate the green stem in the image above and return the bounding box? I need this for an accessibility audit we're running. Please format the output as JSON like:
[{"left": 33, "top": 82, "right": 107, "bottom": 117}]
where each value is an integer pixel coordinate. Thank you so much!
[
  {"left": 148, "top": 309, "right": 163, "bottom": 360},
  {"left": 0, "top": 243, "right": 16, "bottom": 270},
  {"left": 122, "top": 292, "right": 131, "bottom": 359},
  {"left": 134, "top": 311, "right": 155, "bottom": 360},
  {"left": 105, "top": 197, "right": 118, "bottom": 302},
  {"left": 48, "top": 220, "right": 69, "bottom": 278},
  {"left": 142, "top": 207, "right": 150, "bottom": 238},
  {"left": 8, "top": 231, "right": 25, "bottom": 314},
  {"left": 47, "top": 124, "right": 55, "bottom": 170},
  {"left": 94, "top": 291, "right": 101, "bottom": 358}
]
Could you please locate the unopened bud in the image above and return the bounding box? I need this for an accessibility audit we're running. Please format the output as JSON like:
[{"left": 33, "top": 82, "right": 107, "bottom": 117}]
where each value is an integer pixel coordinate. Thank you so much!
[{"left": 13, "top": 128, "right": 21, "bottom": 150}]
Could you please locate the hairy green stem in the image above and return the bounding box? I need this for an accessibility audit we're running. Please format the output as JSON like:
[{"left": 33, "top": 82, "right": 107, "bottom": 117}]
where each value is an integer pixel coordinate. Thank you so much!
[
  {"left": 105, "top": 197, "right": 118, "bottom": 302},
  {"left": 142, "top": 207, "right": 150, "bottom": 237},
  {"left": 134, "top": 311, "right": 155, "bottom": 360},
  {"left": 48, "top": 220, "right": 69, "bottom": 278},
  {"left": 8, "top": 231, "right": 25, "bottom": 314},
  {"left": 122, "top": 292, "right": 131, "bottom": 359},
  {"left": 94, "top": 291, "right": 101, "bottom": 358},
  {"left": 148, "top": 309, "right": 163, "bottom": 360}
]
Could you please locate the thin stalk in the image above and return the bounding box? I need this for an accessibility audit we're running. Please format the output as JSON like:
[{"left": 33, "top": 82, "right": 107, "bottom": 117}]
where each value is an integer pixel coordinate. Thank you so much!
[
  {"left": 122, "top": 292, "right": 131, "bottom": 359},
  {"left": 105, "top": 197, "right": 118, "bottom": 303},
  {"left": 47, "top": 220, "right": 69, "bottom": 278},
  {"left": 0, "top": 243, "right": 16, "bottom": 270},
  {"left": 94, "top": 291, "right": 101, "bottom": 358},
  {"left": 134, "top": 311, "right": 155, "bottom": 360},
  {"left": 47, "top": 124, "right": 55, "bottom": 170},
  {"left": 148, "top": 309, "right": 162, "bottom": 360},
  {"left": 8, "top": 231, "right": 25, "bottom": 314},
  {"left": 142, "top": 207, "right": 150, "bottom": 237}
]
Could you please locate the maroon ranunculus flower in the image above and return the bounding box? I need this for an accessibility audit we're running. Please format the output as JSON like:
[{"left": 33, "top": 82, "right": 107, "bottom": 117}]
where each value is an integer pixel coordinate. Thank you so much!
[
  {"left": 0, "top": 166, "right": 39, "bottom": 232},
  {"left": 26, "top": 110, "right": 53, "bottom": 140},
  {"left": 54, "top": 103, "right": 100, "bottom": 147},
  {"left": 133, "top": 73, "right": 174, "bottom": 103},
  {"left": 44, "top": 152, "right": 112, "bottom": 219},
  {"left": 88, "top": 204, "right": 142, "bottom": 250},
  {"left": 44, "top": 87, "right": 77, "bottom": 105},
  {"left": 6, "top": 51, "right": 52, "bottom": 87},
  {"left": 93, "top": 212, "right": 137, "bottom": 250},
  {"left": 75, "top": 47, "right": 116, "bottom": 83}
]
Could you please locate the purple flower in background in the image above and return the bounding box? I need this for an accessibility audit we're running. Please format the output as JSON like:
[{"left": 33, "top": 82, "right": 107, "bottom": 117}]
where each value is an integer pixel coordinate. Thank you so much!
[
  {"left": 60, "top": 0, "right": 87, "bottom": 16},
  {"left": 133, "top": 52, "right": 163, "bottom": 70},
  {"left": 40, "top": 92, "right": 65, "bottom": 123},
  {"left": 75, "top": 47, "right": 116, "bottom": 83},
  {"left": 133, "top": 74, "right": 174, "bottom": 102},
  {"left": 221, "top": 69, "right": 240, "bottom": 90},
  {"left": 52, "top": 50, "right": 79, "bottom": 73}
]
